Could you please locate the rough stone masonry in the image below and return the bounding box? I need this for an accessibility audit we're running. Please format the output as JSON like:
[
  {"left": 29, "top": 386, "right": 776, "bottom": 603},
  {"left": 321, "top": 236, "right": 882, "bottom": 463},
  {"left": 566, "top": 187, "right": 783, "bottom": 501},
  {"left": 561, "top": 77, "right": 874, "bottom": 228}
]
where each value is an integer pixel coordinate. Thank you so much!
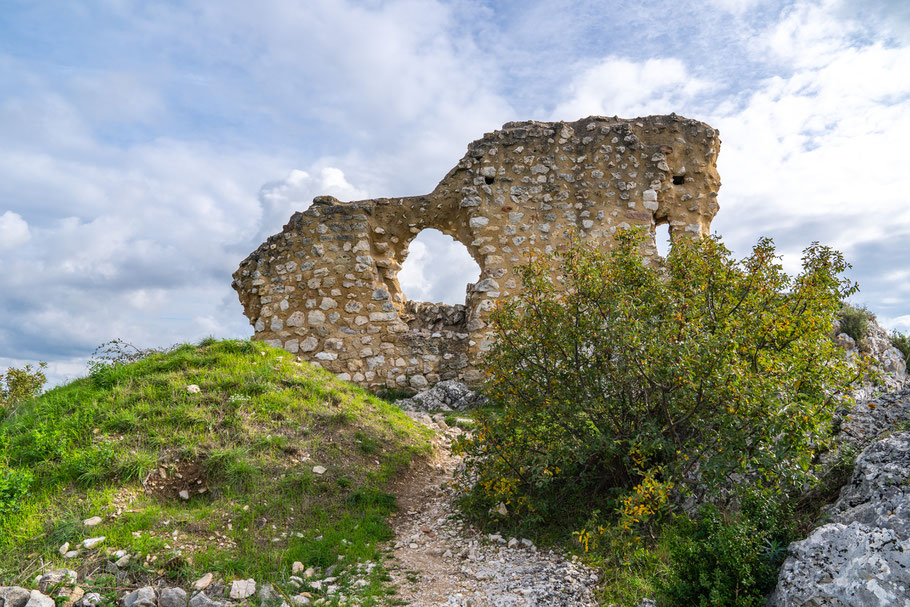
[{"left": 233, "top": 115, "right": 722, "bottom": 390}]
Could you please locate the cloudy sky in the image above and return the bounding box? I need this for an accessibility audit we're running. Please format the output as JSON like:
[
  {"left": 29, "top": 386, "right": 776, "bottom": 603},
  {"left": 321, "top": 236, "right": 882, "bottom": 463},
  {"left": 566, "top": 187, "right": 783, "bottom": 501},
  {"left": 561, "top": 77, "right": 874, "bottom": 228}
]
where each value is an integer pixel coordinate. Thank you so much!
[{"left": 1, "top": 0, "right": 908, "bottom": 385}]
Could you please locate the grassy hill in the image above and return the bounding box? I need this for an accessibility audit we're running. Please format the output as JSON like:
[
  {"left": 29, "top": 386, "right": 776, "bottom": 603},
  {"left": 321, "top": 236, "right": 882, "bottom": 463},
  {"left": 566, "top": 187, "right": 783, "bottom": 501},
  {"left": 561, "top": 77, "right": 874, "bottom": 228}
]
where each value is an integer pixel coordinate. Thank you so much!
[{"left": 0, "top": 339, "right": 432, "bottom": 603}]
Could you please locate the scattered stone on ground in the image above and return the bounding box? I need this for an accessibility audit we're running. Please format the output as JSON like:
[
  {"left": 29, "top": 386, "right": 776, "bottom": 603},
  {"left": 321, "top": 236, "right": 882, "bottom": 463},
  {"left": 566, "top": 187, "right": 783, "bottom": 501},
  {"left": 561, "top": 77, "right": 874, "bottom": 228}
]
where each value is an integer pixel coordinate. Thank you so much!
[
  {"left": 24, "top": 590, "right": 54, "bottom": 607},
  {"left": 157, "top": 587, "right": 186, "bottom": 607},
  {"left": 311, "top": 465, "right": 326, "bottom": 475},
  {"left": 192, "top": 574, "right": 213, "bottom": 592},
  {"left": 36, "top": 570, "right": 77, "bottom": 593},
  {"left": 395, "top": 380, "right": 487, "bottom": 412},
  {"left": 82, "top": 537, "right": 105, "bottom": 550},
  {"left": 770, "top": 431, "right": 910, "bottom": 606},
  {"left": 186, "top": 385, "right": 201, "bottom": 394},
  {"left": 83, "top": 517, "right": 103, "bottom": 527},
  {"left": 384, "top": 411, "right": 599, "bottom": 606},
  {"left": 228, "top": 580, "right": 255, "bottom": 601},
  {"left": 0, "top": 586, "right": 31, "bottom": 607},
  {"left": 121, "top": 587, "right": 156, "bottom": 607}
]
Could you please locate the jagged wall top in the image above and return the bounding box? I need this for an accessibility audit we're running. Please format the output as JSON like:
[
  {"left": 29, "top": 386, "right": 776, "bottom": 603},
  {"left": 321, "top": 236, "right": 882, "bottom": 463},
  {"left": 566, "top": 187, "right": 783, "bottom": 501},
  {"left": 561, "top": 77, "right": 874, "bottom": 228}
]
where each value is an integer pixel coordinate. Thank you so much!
[{"left": 233, "top": 115, "right": 721, "bottom": 389}]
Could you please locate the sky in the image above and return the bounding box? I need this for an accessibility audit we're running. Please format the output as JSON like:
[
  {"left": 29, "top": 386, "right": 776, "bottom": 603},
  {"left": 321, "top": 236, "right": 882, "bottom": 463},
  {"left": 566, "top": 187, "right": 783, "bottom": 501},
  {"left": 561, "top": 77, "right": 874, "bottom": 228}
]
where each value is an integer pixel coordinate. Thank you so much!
[{"left": 1, "top": 0, "right": 909, "bottom": 386}]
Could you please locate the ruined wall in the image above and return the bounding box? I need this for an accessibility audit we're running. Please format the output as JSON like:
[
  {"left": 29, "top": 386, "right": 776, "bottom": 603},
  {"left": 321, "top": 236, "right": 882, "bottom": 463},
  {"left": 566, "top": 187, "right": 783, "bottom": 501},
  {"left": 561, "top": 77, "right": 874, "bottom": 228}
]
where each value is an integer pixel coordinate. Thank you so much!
[{"left": 232, "top": 115, "right": 722, "bottom": 390}]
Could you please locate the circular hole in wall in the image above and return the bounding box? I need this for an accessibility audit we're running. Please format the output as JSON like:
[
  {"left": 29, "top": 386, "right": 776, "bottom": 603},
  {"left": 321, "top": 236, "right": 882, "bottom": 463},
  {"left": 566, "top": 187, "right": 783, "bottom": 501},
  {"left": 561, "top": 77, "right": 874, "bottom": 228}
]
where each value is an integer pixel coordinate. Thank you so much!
[{"left": 397, "top": 228, "right": 482, "bottom": 305}]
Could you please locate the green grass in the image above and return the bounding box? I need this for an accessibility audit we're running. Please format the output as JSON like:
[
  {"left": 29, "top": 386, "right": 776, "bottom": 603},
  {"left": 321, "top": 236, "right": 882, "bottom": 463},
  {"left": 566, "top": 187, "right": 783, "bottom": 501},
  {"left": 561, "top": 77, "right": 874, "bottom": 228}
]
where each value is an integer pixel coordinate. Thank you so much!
[{"left": 0, "top": 339, "right": 432, "bottom": 605}]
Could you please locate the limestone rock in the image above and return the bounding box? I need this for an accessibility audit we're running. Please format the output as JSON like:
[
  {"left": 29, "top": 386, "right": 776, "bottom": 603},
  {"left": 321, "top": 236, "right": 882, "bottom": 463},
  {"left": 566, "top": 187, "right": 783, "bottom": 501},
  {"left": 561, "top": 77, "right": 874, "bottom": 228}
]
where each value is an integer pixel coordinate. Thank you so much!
[
  {"left": 82, "top": 537, "right": 104, "bottom": 549},
  {"left": 158, "top": 588, "right": 186, "bottom": 607},
  {"left": 768, "top": 522, "right": 910, "bottom": 606},
  {"left": 833, "top": 385, "right": 910, "bottom": 451},
  {"left": 0, "top": 587, "right": 31, "bottom": 607},
  {"left": 396, "top": 380, "right": 486, "bottom": 412},
  {"left": 188, "top": 593, "right": 221, "bottom": 607},
  {"left": 770, "top": 432, "right": 910, "bottom": 606},
  {"left": 233, "top": 116, "right": 722, "bottom": 390},
  {"left": 24, "top": 591, "right": 53, "bottom": 607},
  {"left": 828, "top": 431, "right": 910, "bottom": 538},
  {"left": 193, "top": 573, "right": 213, "bottom": 592},
  {"left": 120, "top": 587, "right": 155, "bottom": 607},
  {"left": 75, "top": 592, "right": 102, "bottom": 607},
  {"left": 36, "top": 570, "right": 77, "bottom": 593},
  {"left": 82, "top": 516, "right": 102, "bottom": 527},
  {"left": 229, "top": 580, "right": 255, "bottom": 600}
]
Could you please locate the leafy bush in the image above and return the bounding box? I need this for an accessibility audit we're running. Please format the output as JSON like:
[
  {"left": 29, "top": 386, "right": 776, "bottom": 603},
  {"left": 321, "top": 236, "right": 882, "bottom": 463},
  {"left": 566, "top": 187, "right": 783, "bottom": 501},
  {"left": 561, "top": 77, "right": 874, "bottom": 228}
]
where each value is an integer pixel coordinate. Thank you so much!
[
  {"left": 890, "top": 331, "right": 910, "bottom": 372},
  {"left": 455, "top": 230, "right": 860, "bottom": 536},
  {"left": 0, "top": 467, "right": 33, "bottom": 519},
  {"left": 838, "top": 303, "right": 873, "bottom": 344},
  {"left": 0, "top": 362, "right": 47, "bottom": 414},
  {"left": 659, "top": 492, "right": 796, "bottom": 607}
]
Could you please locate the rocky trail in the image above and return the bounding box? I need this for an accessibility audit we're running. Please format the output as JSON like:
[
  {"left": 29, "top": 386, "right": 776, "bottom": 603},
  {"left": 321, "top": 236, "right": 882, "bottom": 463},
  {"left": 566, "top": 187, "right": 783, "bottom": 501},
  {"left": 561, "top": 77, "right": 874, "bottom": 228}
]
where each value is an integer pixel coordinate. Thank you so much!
[{"left": 385, "top": 412, "right": 599, "bottom": 606}]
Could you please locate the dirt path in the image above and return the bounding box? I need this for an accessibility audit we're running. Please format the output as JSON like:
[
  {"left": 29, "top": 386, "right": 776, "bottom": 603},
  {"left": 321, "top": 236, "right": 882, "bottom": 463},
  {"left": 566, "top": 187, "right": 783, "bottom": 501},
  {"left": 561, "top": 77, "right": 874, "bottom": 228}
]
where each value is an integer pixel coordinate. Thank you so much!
[{"left": 385, "top": 414, "right": 599, "bottom": 607}]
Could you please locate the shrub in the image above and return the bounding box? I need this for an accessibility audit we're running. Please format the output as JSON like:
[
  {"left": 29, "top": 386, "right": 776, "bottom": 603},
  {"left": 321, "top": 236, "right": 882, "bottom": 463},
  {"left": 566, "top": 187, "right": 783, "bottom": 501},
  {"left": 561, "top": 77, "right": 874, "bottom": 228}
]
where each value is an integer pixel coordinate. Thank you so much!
[
  {"left": 838, "top": 303, "right": 873, "bottom": 344},
  {"left": 454, "top": 230, "right": 861, "bottom": 535},
  {"left": 0, "top": 362, "right": 47, "bottom": 415},
  {"left": 659, "top": 492, "right": 796, "bottom": 607},
  {"left": 0, "top": 467, "right": 33, "bottom": 519},
  {"left": 890, "top": 331, "right": 910, "bottom": 372}
]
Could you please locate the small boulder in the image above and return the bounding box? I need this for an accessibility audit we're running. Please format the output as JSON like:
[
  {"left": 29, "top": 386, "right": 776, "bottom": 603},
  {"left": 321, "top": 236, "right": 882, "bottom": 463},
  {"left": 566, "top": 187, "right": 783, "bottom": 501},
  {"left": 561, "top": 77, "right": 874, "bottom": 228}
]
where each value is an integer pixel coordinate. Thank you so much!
[
  {"left": 24, "top": 591, "right": 54, "bottom": 607},
  {"left": 82, "top": 537, "right": 105, "bottom": 550},
  {"left": 0, "top": 586, "right": 31, "bottom": 607},
  {"left": 37, "top": 570, "right": 77, "bottom": 593},
  {"left": 229, "top": 580, "right": 255, "bottom": 600},
  {"left": 186, "top": 385, "right": 201, "bottom": 394},
  {"left": 188, "top": 593, "right": 221, "bottom": 607},
  {"left": 82, "top": 517, "right": 102, "bottom": 527},
  {"left": 121, "top": 586, "right": 156, "bottom": 607},
  {"left": 158, "top": 587, "right": 186, "bottom": 607},
  {"left": 192, "top": 573, "right": 213, "bottom": 592},
  {"left": 76, "top": 592, "right": 103, "bottom": 607}
]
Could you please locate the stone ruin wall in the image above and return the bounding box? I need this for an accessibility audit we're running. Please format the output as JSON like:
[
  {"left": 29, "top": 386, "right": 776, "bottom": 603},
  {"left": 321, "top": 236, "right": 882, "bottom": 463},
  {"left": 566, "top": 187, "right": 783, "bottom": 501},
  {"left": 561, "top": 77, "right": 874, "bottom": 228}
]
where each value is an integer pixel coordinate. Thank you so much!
[{"left": 232, "top": 115, "right": 721, "bottom": 390}]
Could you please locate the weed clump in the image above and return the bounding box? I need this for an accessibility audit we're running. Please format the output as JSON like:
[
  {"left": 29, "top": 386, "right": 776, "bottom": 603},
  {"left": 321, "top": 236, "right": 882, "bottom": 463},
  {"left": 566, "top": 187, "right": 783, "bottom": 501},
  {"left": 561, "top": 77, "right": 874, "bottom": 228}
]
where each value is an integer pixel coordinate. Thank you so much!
[
  {"left": 838, "top": 303, "right": 874, "bottom": 344},
  {"left": 890, "top": 330, "right": 910, "bottom": 372}
]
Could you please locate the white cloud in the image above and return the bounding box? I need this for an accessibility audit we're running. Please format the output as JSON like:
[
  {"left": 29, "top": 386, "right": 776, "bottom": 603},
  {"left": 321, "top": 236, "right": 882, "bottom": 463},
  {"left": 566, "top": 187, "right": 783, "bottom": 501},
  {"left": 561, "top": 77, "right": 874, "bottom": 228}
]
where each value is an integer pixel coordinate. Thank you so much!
[
  {"left": 0, "top": 212, "right": 30, "bottom": 249},
  {"left": 883, "top": 315, "right": 910, "bottom": 333},
  {"left": 257, "top": 167, "right": 369, "bottom": 240},
  {"left": 763, "top": 0, "right": 853, "bottom": 68},
  {"left": 551, "top": 56, "right": 713, "bottom": 121},
  {"left": 712, "top": 28, "right": 910, "bottom": 259},
  {"left": 398, "top": 229, "right": 480, "bottom": 305},
  {"left": 704, "top": 0, "right": 763, "bottom": 14}
]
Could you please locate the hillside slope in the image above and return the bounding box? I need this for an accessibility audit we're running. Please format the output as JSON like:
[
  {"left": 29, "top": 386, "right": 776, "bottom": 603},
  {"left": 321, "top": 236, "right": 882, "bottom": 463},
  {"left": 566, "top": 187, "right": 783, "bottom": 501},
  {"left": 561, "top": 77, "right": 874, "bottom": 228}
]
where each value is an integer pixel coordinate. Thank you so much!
[{"left": 0, "top": 339, "right": 431, "bottom": 604}]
